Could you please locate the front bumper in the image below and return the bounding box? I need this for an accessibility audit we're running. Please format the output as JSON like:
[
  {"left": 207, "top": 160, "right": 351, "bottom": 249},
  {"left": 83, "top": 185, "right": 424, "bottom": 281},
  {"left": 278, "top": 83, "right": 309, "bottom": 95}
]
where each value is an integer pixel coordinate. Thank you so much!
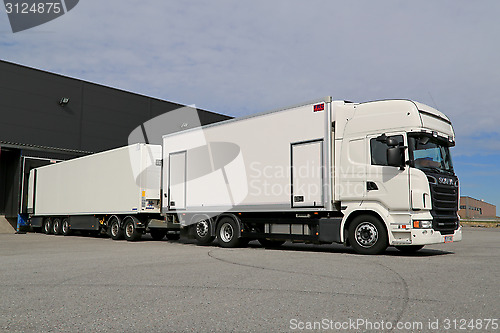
[{"left": 391, "top": 225, "right": 462, "bottom": 246}]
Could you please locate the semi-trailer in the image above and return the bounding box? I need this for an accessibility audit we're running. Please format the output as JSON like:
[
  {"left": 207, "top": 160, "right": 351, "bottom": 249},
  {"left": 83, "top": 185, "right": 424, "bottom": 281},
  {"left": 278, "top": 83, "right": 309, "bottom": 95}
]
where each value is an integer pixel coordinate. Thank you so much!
[
  {"left": 27, "top": 144, "right": 179, "bottom": 241},
  {"left": 28, "top": 98, "right": 462, "bottom": 254}
]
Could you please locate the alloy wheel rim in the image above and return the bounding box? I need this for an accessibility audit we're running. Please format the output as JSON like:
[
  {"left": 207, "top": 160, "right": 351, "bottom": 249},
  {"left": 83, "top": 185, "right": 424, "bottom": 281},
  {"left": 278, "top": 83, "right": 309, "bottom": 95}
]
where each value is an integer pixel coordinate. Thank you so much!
[
  {"left": 111, "top": 222, "right": 118, "bottom": 237},
  {"left": 126, "top": 223, "right": 134, "bottom": 238},
  {"left": 219, "top": 223, "right": 233, "bottom": 243},
  {"left": 355, "top": 222, "right": 378, "bottom": 248},
  {"left": 196, "top": 220, "right": 209, "bottom": 237}
]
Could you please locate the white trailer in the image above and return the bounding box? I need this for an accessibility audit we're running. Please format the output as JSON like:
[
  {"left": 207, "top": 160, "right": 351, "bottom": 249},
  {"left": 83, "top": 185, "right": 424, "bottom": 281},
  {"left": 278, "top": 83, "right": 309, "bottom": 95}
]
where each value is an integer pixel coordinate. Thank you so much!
[
  {"left": 28, "top": 144, "right": 179, "bottom": 241},
  {"left": 162, "top": 98, "right": 462, "bottom": 254}
]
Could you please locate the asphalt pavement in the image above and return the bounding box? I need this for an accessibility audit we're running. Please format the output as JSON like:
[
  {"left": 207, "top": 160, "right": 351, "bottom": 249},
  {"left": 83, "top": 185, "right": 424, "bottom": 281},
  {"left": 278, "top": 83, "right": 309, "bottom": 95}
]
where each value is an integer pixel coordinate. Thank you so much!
[{"left": 0, "top": 227, "right": 498, "bottom": 332}]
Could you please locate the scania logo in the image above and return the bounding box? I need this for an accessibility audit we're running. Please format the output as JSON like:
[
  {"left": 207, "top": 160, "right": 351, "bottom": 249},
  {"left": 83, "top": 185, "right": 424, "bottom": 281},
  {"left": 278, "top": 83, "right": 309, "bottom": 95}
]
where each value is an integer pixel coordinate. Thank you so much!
[{"left": 438, "top": 177, "right": 454, "bottom": 185}]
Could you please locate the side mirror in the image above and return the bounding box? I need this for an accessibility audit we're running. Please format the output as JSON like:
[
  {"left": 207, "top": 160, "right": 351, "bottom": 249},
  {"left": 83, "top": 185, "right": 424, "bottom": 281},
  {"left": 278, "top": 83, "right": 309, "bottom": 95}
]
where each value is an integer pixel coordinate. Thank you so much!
[
  {"left": 387, "top": 146, "right": 404, "bottom": 169},
  {"left": 386, "top": 137, "right": 399, "bottom": 147}
]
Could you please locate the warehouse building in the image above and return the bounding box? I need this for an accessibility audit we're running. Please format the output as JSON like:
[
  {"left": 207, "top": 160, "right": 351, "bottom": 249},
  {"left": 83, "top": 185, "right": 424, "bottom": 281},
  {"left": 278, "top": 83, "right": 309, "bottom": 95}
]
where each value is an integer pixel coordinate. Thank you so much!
[
  {"left": 0, "top": 60, "right": 231, "bottom": 231},
  {"left": 458, "top": 196, "right": 497, "bottom": 219}
]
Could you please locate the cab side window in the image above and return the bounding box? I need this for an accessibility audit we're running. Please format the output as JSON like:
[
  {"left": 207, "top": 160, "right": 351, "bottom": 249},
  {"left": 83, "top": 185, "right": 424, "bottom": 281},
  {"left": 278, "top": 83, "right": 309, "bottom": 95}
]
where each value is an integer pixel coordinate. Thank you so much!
[{"left": 370, "top": 135, "right": 404, "bottom": 166}]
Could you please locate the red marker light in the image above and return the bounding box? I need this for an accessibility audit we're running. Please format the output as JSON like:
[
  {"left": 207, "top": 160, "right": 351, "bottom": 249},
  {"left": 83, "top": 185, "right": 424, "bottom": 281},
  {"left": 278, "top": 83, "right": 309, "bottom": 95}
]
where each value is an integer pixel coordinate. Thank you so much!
[{"left": 313, "top": 103, "right": 325, "bottom": 112}]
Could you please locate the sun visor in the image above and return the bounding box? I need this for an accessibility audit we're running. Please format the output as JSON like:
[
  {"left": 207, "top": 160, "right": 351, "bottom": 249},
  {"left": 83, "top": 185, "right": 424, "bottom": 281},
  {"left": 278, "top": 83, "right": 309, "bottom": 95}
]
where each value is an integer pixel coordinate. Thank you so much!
[{"left": 418, "top": 111, "right": 454, "bottom": 138}]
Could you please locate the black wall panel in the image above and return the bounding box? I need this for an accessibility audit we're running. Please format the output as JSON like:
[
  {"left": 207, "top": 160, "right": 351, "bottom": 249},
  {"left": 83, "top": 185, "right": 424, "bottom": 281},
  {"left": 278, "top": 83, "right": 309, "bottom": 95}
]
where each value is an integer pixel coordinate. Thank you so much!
[
  {"left": 0, "top": 62, "right": 83, "bottom": 150},
  {"left": 0, "top": 60, "right": 231, "bottom": 153}
]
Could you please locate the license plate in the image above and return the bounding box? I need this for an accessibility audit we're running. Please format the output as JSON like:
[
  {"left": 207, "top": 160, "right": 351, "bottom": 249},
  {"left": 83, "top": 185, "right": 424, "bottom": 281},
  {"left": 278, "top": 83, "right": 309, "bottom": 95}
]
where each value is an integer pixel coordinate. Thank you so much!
[{"left": 444, "top": 235, "right": 453, "bottom": 243}]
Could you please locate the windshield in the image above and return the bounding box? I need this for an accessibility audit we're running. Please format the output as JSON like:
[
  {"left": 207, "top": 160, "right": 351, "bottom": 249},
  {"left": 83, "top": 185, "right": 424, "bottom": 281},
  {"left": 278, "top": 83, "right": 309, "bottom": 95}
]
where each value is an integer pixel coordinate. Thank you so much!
[{"left": 408, "top": 135, "right": 454, "bottom": 174}]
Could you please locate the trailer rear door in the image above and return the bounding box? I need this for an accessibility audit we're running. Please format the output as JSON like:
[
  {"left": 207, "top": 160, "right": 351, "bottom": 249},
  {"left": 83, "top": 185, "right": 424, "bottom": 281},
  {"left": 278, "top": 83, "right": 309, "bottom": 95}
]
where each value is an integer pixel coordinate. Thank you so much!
[{"left": 291, "top": 140, "right": 324, "bottom": 208}]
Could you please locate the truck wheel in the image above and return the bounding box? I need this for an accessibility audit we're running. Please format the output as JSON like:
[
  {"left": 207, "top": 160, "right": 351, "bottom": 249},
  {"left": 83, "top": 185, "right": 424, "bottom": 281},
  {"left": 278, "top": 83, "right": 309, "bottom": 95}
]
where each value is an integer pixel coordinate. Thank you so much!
[
  {"left": 61, "top": 218, "right": 71, "bottom": 236},
  {"left": 123, "top": 217, "right": 142, "bottom": 242},
  {"left": 194, "top": 219, "right": 215, "bottom": 245},
  {"left": 52, "top": 218, "right": 62, "bottom": 235},
  {"left": 216, "top": 217, "right": 242, "bottom": 248},
  {"left": 395, "top": 245, "right": 424, "bottom": 253},
  {"left": 258, "top": 238, "right": 286, "bottom": 248},
  {"left": 348, "top": 215, "right": 388, "bottom": 255},
  {"left": 109, "top": 216, "right": 123, "bottom": 240},
  {"left": 150, "top": 229, "right": 166, "bottom": 241},
  {"left": 166, "top": 233, "right": 181, "bottom": 241},
  {"left": 43, "top": 218, "right": 52, "bottom": 235}
]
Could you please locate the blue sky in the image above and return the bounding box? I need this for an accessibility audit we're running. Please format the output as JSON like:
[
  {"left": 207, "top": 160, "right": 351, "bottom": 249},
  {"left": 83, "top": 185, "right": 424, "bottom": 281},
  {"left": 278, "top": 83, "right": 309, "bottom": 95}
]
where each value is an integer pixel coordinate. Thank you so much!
[{"left": 1, "top": 1, "right": 499, "bottom": 212}]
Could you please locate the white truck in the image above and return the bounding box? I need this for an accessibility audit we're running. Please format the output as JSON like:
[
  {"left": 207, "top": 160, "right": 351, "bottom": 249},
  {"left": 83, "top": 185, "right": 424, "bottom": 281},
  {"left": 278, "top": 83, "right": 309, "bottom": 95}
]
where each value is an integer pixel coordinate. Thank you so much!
[
  {"left": 28, "top": 98, "right": 462, "bottom": 254},
  {"left": 27, "top": 144, "right": 179, "bottom": 241},
  {"left": 162, "top": 98, "right": 462, "bottom": 254}
]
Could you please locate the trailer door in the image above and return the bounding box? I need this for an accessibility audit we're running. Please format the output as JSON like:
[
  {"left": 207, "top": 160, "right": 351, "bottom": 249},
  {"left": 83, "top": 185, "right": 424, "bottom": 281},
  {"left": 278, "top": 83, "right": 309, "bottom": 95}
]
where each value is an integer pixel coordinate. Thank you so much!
[
  {"left": 291, "top": 140, "right": 324, "bottom": 208},
  {"left": 21, "top": 157, "right": 61, "bottom": 214},
  {"left": 168, "top": 151, "right": 187, "bottom": 210}
]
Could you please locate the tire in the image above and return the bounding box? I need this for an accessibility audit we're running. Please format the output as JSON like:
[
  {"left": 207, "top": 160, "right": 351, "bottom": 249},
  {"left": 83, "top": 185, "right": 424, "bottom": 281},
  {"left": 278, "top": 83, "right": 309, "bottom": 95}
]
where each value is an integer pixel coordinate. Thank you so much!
[
  {"left": 123, "top": 216, "right": 142, "bottom": 242},
  {"left": 258, "top": 238, "right": 286, "bottom": 248},
  {"left": 395, "top": 245, "right": 425, "bottom": 253},
  {"left": 61, "top": 218, "right": 71, "bottom": 236},
  {"left": 193, "top": 218, "right": 215, "bottom": 245},
  {"left": 166, "top": 233, "right": 180, "bottom": 241},
  {"left": 348, "top": 215, "right": 388, "bottom": 255},
  {"left": 52, "top": 218, "right": 62, "bottom": 235},
  {"left": 150, "top": 229, "right": 166, "bottom": 241},
  {"left": 109, "top": 216, "right": 124, "bottom": 240},
  {"left": 43, "top": 218, "right": 52, "bottom": 235},
  {"left": 216, "top": 217, "right": 242, "bottom": 248}
]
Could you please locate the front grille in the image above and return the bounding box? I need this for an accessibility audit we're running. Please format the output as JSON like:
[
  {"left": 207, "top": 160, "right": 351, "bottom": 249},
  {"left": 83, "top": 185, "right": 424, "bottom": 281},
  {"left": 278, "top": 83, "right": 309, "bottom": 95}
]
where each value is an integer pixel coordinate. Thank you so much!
[
  {"left": 432, "top": 186, "right": 458, "bottom": 213},
  {"left": 429, "top": 182, "right": 459, "bottom": 234}
]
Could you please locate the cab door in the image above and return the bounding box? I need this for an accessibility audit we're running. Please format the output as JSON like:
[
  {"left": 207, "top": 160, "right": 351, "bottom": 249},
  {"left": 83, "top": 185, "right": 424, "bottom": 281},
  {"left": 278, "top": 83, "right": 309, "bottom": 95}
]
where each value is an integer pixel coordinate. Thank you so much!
[{"left": 365, "top": 134, "right": 410, "bottom": 211}]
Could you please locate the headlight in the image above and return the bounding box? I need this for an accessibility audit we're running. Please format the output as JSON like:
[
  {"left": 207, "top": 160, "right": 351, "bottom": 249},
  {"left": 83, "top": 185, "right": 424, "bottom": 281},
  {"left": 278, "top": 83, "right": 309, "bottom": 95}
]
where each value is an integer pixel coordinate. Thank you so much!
[{"left": 413, "top": 220, "right": 432, "bottom": 229}]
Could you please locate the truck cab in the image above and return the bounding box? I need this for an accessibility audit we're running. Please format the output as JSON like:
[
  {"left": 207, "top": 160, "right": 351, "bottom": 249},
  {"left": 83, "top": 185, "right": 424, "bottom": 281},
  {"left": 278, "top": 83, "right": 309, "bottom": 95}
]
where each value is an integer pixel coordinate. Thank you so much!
[{"left": 335, "top": 100, "right": 462, "bottom": 253}]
